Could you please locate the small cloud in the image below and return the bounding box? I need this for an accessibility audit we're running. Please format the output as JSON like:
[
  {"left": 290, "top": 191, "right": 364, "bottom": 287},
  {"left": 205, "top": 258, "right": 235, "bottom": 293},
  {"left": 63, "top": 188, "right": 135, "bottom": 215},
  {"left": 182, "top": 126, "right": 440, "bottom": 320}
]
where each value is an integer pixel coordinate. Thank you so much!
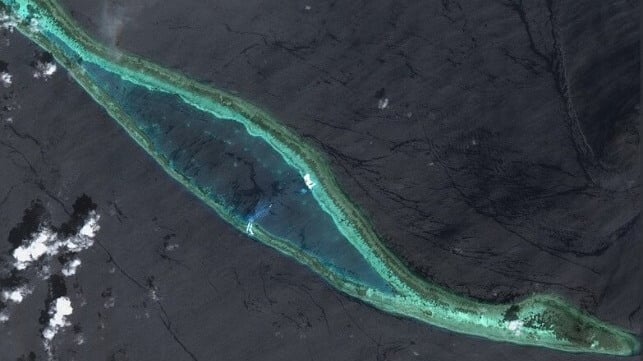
[
  {"left": 12, "top": 211, "right": 100, "bottom": 270},
  {"left": 506, "top": 320, "right": 524, "bottom": 335},
  {"left": 79, "top": 212, "right": 101, "bottom": 237},
  {"left": 1, "top": 286, "right": 32, "bottom": 304},
  {"left": 28, "top": 18, "right": 41, "bottom": 32},
  {"left": 164, "top": 242, "right": 179, "bottom": 251},
  {"left": 32, "top": 52, "right": 57, "bottom": 80},
  {"left": 0, "top": 310, "right": 9, "bottom": 323},
  {"left": 0, "top": 71, "right": 11, "bottom": 87},
  {"left": 1, "top": 198, "right": 99, "bottom": 360},
  {"left": 1, "top": 208, "right": 101, "bottom": 333},
  {"left": 43, "top": 296, "right": 74, "bottom": 356},
  {"left": 13, "top": 227, "right": 57, "bottom": 270},
  {"left": 0, "top": 10, "right": 18, "bottom": 32},
  {"left": 375, "top": 88, "right": 389, "bottom": 110},
  {"left": 103, "top": 296, "right": 116, "bottom": 309},
  {"left": 61, "top": 258, "right": 82, "bottom": 277},
  {"left": 33, "top": 61, "right": 57, "bottom": 79},
  {"left": 377, "top": 97, "right": 389, "bottom": 110}
]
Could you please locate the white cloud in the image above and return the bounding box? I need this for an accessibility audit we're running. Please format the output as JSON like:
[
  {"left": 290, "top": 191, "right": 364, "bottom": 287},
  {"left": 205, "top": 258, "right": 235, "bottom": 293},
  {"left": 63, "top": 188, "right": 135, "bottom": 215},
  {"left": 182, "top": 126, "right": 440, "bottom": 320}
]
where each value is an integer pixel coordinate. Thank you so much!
[
  {"left": 507, "top": 320, "right": 524, "bottom": 335},
  {"left": 103, "top": 296, "right": 115, "bottom": 309},
  {"left": 13, "top": 227, "right": 57, "bottom": 270},
  {"left": 377, "top": 97, "right": 389, "bottom": 110},
  {"left": 1, "top": 210, "right": 100, "bottom": 346},
  {"left": 0, "top": 11, "right": 18, "bottom": 32},
  {"left": 164, "top": 243, "right": 179, "bottom": 251},
  {"left": 1, "top": 286, "right": 31, "bottom": 304},
  {"left": 149, "top": 289, "right": 160, "bottom": 302},
  {"left": 61, "top": 258, "right": 82, "bottom": 277},
  {"left": 43, "top": 297, "right": 75, "bottom": 360},
  {"left": 43, "top": 296, "right": 73, "bottom": 342},
  {"left": 79, "top": 212, "right": 100, "bottom": 237},
  {"left": 0, "top": 310, "right": 9, "bottom": 323},
  {"left": 1, "top": 71, "right": 12, "bottom": 87},
  {"left": 12, "top": 211, "right": 100, "bottom": 270},
  {"left": 33, "top": 61, "right": 57, "bottom": 80},
  {"left": 2, "top": 207, "right": 99, "bottom": 360},
  {"left": 28, "top": 18, "right": 40, "bottom": 32}
]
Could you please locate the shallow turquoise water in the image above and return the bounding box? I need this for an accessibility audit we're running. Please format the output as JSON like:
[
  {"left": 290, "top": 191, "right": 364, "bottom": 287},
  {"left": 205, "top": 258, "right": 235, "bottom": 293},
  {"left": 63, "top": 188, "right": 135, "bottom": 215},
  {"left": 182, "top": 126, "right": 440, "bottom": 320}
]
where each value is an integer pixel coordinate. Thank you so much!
[{"left": 79, "top": 60, "right": 393, "bottom": 294}]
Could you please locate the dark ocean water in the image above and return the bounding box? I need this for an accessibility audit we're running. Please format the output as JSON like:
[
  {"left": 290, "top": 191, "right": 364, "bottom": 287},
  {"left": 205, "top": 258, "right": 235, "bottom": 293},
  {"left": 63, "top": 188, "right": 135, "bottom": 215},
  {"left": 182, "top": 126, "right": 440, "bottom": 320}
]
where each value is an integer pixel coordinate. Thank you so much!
[{"left": 0, "top": 0, "right": 639, "bottom": 360}]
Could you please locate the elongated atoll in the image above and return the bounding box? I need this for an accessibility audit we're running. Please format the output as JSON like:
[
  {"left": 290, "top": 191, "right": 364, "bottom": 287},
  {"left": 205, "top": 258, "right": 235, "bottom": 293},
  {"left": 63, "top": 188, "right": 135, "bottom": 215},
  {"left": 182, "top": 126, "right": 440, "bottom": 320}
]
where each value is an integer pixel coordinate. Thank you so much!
[{"left": 1, "top": 0, "right": 639, "bottom": 356}]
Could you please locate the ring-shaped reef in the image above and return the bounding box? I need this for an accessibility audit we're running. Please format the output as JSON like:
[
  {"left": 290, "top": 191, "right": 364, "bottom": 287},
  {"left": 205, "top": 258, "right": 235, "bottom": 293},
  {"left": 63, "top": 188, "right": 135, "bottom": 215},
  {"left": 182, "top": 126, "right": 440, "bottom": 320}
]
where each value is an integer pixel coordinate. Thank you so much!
[{"left": 1, "top": 0, "right": 639, "bottom": 356}]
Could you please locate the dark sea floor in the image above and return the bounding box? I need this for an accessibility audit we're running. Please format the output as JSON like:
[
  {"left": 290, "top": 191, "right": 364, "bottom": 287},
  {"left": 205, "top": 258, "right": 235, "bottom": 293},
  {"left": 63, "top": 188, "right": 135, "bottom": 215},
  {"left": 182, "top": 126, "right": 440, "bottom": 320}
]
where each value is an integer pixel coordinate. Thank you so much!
[{"left": 0, "top": 0, "right": 639, "bottom": 360}]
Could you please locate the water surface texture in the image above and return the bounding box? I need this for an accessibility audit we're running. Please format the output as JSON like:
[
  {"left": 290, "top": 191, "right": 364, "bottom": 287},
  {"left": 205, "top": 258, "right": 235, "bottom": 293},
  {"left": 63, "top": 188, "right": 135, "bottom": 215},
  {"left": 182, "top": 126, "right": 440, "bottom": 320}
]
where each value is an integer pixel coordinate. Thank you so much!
[{"left": 1, "top": 0, "right": 639, "bottom": 356}]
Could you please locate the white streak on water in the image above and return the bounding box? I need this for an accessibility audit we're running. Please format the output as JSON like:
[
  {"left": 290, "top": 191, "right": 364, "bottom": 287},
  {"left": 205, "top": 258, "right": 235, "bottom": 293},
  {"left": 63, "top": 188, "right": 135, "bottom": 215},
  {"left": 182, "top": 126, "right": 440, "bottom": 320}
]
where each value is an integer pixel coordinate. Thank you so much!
[{"left": 304, "top": 173, "right": 316, "bottom": 190}]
